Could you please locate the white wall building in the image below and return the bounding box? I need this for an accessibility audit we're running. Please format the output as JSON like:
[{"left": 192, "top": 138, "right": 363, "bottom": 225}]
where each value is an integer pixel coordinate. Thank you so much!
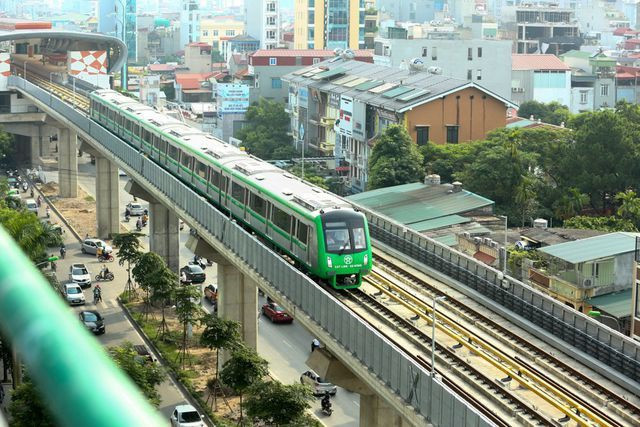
[
  {"left": 511, "top": 54, "right": 572, "bottom": 107},
  {"left": 245, "top": 0, "right": 280, "bottom": 50},
  {"left": 180, "top": 0, "right": 201, "bottom": 47}
]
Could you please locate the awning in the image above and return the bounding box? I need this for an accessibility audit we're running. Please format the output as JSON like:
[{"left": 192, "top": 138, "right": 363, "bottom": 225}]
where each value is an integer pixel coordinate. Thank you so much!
[
  {"left": 473, "top": 251, "right": 496, "bottom": 265},
  {"left": 587, "top": 289, "right": 632, "bottom": 318}
]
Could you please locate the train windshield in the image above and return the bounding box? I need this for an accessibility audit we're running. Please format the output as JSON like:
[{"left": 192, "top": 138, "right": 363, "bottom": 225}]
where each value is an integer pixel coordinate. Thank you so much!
[{"left": 323, "top": 217, "right": 367, "bottom": 254}]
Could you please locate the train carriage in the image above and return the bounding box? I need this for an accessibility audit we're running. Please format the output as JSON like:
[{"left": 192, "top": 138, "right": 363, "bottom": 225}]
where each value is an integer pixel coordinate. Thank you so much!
[{"left": 89, "top": 89, "right": 371, "bottom": 289}]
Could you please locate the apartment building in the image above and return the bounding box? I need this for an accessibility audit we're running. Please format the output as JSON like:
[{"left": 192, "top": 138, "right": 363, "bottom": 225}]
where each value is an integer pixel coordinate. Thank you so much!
[
  {"left": 200, "top": 17, "right": 244, "bottom": 52},
  {"left": 516, "top": 4, "right": 580, "bottom": 55},
  {"left": 184, "top": 42, "right": 212, "bottom": 73},
  {"left": 512, "top": 54, "right": 572, "bottom": 106},
  {"left": 294, "top": 0, "right": 365, "bottom": 50},
  {"left": 373, "top": 36, "right": 513, "bottom": 99},
  {"left": 283, "top": 57, "right": 514, "bottom": 193},
  {"left": 560, "top": 50, "right": 616, "bottom": 113},
  {"left": 378, "top": 0, "right": 439, "bottom": 23},
  {"left": 179, "top": 0, "right": 200, "bottom": 47},
  {"left": 245, "top": 0, "right": 281, "bottom": 49}
]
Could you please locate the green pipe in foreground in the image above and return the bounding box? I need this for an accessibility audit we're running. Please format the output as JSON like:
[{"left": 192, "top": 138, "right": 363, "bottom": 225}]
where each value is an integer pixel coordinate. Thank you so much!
[{"left": 0, "top": 226, "right": 164, "bottom": 426}]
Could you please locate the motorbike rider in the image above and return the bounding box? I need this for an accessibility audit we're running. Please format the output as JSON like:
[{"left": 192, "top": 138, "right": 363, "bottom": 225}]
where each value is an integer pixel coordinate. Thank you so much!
[
  {"left": 22, "top": 182, "right": 28, "bottom": 192},
  {"left": 96, "top": 246, "right": 103, "bottom": 259},
  {"left": 45, "top": 206, "right": 51, "bottom": 218},
  {"left": 93, "top": 284, "right": 102, "bottom": 302},
  {"left": 142, "top": 213, "right": 149, "bottom": 226},
  {"left": 30, "top": 188, "right": 34, "bottom": 198},
  {"left": 321, "top": 391, "right": 332, "bottom": 412},
  {"left": 100, "top": 265, "right": 110, "bottom": 279},
  {"left": 136, "top": 217, "right": 143, "bottom": 230},
  {"left": 311, "top": 338, "right": 320, "bottom": 352}
]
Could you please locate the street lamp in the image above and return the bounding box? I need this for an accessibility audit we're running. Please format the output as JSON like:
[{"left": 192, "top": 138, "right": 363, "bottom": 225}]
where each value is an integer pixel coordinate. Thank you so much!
[
  {"left": 498, "top": 215, "right": 508, "bottom": 273},
  {"left": 431, "top": 295, "right": 446, "bottom": 377},
  {"left": 589, "top": 310, "right": 621, "bottom": 332}
]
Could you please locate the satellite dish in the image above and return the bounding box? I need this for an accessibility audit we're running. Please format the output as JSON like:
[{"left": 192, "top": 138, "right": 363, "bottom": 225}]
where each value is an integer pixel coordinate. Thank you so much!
[
  {"left": 409, "top": 57, "right": 425, "bottom": 71},
  {"left": 342, "top": 49, "right": 355, "bottom": 60}
]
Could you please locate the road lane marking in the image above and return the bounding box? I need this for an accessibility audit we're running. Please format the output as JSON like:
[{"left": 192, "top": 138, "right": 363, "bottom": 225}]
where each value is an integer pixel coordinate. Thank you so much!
[
  {"left": 282, "top": 339, "right": 293, "bottom": 349},
  {"left": 353, "top": 400, "right": 359, "bottom": 407}
]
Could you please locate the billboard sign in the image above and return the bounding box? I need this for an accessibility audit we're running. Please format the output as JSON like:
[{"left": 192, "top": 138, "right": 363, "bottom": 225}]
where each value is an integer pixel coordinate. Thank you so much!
[
  {"left": 216, "top": 83, "right": 250, "bottom": 114},
  {"left": 298, "top": 87, "right": 309, "bottom": 108},
  {"left": 338, "top": 95, "right": 353, "bottom": 137},
  {"left": 352, "top": 100, "right": 366, "bottom": 141}
]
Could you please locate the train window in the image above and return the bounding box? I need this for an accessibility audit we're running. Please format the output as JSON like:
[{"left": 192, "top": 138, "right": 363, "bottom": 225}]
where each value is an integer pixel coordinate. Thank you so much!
[
  {"left": 117, "top": 114, "right": 123, "bottom": 126},
  {"left": 353, "top": 227, "right": 366, "bottom": 250},
  {"left": 133, "top": 123, "right": 140, "bottom": 136},
  {"left": 231, "top": 182, "right": 245, "bottom": 202},
  {"left": 249, "top": 193, "right": 267, "bottom": 216},
  {"left": 180, "top": 153, "right": 191, "bottom": 168},
  {"left": 142, "top": 128, "right": 150, "bottom": 144},
  {"left": 159, "top": 139, "right": 167, "bottom": 153},
  {"left": 209, "top": 170, "right": 220, "bottom": 187},
  {"left": 168, "top": 144, "right": 179, "bottom": 161},
  {"left": 125, "top": 119, "right": 131, "bottom": 131},
  {"left": 271, "top": 206, "right": 291, "bottom": 233},
  {"left": 296, "top": 221, "right": 308, "bottom": 244},
  {"left": 108, "top": 109, "right": 115, "bottom": 122},
  {"left": 152, "top": 134, "right": 161, "bottom": 149},
  {"left": 196, "top": 161, "right": 207, "bottom": 179}
]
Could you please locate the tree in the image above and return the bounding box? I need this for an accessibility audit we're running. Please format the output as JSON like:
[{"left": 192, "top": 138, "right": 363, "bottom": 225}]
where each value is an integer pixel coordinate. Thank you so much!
[
  {"left": 174, "top": 284, "right": 203, "bottom": 368},
  {"left": 368, "top": 124, "right": 423, "bottom": 189},
  {"left": 289, "top": 164, "right": 329, "bottom": 189},
  {"left": 113, "top": 232, "right": 144, "bottom": 295},
  {"left": 615, "top": 190, "right": 640, "bottom": 226},
  {"left": 0, "top": 125, "right": 14, "bottom": 165},
  {"left": 517, "top": 100, "right": 572, "bottom": 125},
  {"left": 132, "top": 252, "right": 176, "bottom": 336},
  {"left": 564, "top": 216, "right": 638, "bottom": 232},
  {"left": 220, "top": 346, "right": 269, "bottom": 424},
  {"left": 245, "top": 380, "right": 314, "bottom": 426},
  {"left": 514, "top": 174, "right": 538, "bottom": 227},
  {"left": 0, "top": 206, "right": 60, "bottom": 263},
  {"left": 236, "top": 99, "right": 294, "bottom": 160},
  {"left": 109, "top": 342, "right": 166, "bottom": 407},
  {"left": 553, "top": 188, "right": 589, "bottom": 220},
  {"left": 200, "top": 315, "right": 241, "bottom": 379},
  {"left": 420, "top": 141, "right": 478, "bottom": 183},
  {"left": 8, "top": 376, "right": 57, "bottom": 427}
]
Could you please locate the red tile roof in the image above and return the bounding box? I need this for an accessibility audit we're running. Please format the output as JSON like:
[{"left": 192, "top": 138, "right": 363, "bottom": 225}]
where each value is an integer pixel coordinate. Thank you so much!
[
  {"left": 175, "top": 73, "right": 215, "bottom": 89},
  {"left": 512, "top": 54, "right": 571, "bottom": 71},
  {"left": 614, "top": 27, "right": 631, "bottom": 36},
  {"left": 251, "top": 49, "right": 373, "bottom": 58}
]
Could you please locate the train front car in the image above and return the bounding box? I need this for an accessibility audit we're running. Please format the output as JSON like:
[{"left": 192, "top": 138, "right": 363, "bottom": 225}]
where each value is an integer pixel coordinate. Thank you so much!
[{"left": 317, "top": 209, "right": 372, "bottom": 289}]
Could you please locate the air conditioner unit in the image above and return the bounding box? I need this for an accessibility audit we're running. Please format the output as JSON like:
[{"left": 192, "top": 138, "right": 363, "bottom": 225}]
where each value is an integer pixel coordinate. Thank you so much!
[
  {"left": 583, "top": 279, "right": 592, "bottom": 287},
  {"left": 483, "top": 238, "right": 492, "bottom": 245},
  {"left": 463, "top": 232, "right": 471, "bottom": 239},
  {"left": 491, "top": 241, "right": 499, "bottom": 248},
  {"left": 511, "top": 87, "right": 519, "bottom": 92},
  {"left": 473, "top": 237, "right": 482, "bottom": 245}
]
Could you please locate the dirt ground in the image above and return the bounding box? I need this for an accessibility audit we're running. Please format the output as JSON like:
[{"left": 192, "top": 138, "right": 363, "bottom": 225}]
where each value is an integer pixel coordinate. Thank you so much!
[{"left": 127, "top": 300, "right": 243, "bottom": 423}]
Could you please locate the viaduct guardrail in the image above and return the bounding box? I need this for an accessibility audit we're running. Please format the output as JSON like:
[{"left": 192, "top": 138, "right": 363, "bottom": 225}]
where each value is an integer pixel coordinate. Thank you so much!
[{"left": 8, "top": 75, "right": 494, "bottom": 427}]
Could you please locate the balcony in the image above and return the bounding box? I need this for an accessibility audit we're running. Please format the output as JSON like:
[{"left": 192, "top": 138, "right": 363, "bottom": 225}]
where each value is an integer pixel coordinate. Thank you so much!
[
  {"left": 319, "top": 141, "right": 335, "bottom": 155},
  {"left": 320, "top": 116, "right": 335, "bottom": 127}
]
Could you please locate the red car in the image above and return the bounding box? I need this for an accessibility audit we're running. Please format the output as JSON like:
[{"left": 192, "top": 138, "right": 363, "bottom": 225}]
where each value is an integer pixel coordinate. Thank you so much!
[{"left": 261, "top": 302, "right": 293, "bottom": 324}]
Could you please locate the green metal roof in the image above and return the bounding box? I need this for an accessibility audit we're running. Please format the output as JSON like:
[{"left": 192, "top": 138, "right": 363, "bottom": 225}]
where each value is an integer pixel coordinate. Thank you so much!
[
  {"left": 347, "top": 182, "right": 494, "bottom": 226},
  {"left": 561, "top": 50, "right": 591, "bottom": 59},
  {"left": 407, "top": 215, "right": 471, "bottom": 232},
  {"left": 506, "top": 118, "right": 537, "bottom": 129},
  {"left": 539, "top": 232, "right": 640, "bottom": 264},
  {"left": 312, "top": 67, "right": 347, "bottom": 80},
  {"left": 382, "top": 86, "right": 414, "bottom": 98},
  {"left": 587, "top": 289, "right": 632, "bottom": 318},
  {"left": 354, "top": 80, "right": 383, "bottom": 90},
  {"left": 433, "top": 234, "right": 458, "bottom": 247}
]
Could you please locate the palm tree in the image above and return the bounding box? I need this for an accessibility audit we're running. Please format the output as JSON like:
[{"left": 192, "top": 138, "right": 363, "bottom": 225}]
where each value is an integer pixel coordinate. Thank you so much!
[
  {"left": 615, "top": 190, "right": 640, "bottom": 225},
  {"left": 554, "top": 187, "right": 589, "bottom": 220},
  {"left": 514, "top": 174, "right": 538, "bottom": 227}
]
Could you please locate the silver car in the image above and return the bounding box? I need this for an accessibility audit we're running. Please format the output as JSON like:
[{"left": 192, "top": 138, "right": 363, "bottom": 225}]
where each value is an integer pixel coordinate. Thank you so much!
[
  {"left": 125, "top": 202, "right": 145, "bottom": 216},
  {"left": 300, "top": 370, "right": 337, "bottom": 396},
  {"left": 63, "top": 283, "right": 85, "bottom": 306},
  {"left": 69, "top": 263, "right": 91, "bottom": 288},
  {"left": 81, "top": 238, "right": 113, "bottom": 255}
]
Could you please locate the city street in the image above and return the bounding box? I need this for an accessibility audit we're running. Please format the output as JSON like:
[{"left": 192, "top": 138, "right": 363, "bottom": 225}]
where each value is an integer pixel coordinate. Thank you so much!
[{"left": 41, "top": 154, "right": 359, "bottom": 426}]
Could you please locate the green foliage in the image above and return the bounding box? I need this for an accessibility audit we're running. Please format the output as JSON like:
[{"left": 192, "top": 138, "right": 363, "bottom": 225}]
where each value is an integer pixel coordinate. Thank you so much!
[
  {"left": 8, "top": 376, "right": 57, "bottom": 427},
  {"left": 113, "top": 232, "right": 144, "bottom": 285},
  {"left": 368, "top": 124, "right": 424, "bottom": 189},
  {"left": 0, "top": 206, "right": 60, "bottom": 262},
  {"left": 220, "top": 346, "right": 268, "bottom": 422},
  {"left": 174, "top": 285, "right": 204, "bottom": 368},
  {"left": 289, "top": 164, "right": 329, "bottom": 189},
  {"left": 108, "top": 342, "right": 166, "bottom": 407},
  {"left": 507, "top": 249, "right": 547, "bottom": 278},
  {"left": 563, "top": 216, "right": 638, "bottom": 232},
  {"left": 200, "top": 314, "right": 241, "bottom": 376},
  {"left": 421, "top": 141, "right": 477, "bottom": 183},
  {"left": 517, "top": 100, "right": 571, "bottom": 125},
  {"left": 236, "top": 99, "right": 294, "bottom": 160},
  {"left": 131, "top": 252, "right": 166, "bottom": 295},
  {"left": 245, "top": 380, "right": 313, "bottom": 426},
  {"left": 615, "top": 190, "right": 640, "bottom": 225},
  {"left": 0, "top": 125, "right": 14, "bottom": 164}
]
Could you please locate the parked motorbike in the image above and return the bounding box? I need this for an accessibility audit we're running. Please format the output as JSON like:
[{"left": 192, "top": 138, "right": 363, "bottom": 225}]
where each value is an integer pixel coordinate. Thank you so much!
[
  {"left": 124, "top": 213, "right": 130, "bottom": 222},
  {"left": 321, "top": 401, "right": 333, "bottom": 416},
  {"left": 95, "top": 272, "right": 115, "bottom": 282},
  {"left": 98, "top": 253, "right": 115, "bottom": 263},
  {"left": 190, "top": 256, "right": 207, "bottom": 270}
]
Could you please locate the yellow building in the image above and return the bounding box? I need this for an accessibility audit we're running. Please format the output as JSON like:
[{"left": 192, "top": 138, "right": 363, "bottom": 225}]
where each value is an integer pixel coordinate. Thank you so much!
[
  {"left": 199, "top": 18, "right": 244, "bottom": 51},
  {"left": 294, "top": 0, "right": 364, "bottom": 50}
]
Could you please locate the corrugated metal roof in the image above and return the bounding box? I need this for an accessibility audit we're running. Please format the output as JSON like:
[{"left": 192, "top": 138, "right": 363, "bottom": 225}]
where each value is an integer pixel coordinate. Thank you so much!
[
  {"left": 512, "top": 54, "right": 571, "bottom": 71},
  {"left": 347, "top": 182, "right": 494, "bottom": 226},
  {"left": 587, "top": 289, "right": 632, "bottom": 318},
  {"left": 433, "top": 234, "right": 458, "bottom": 247},
  {"left": 408, "top": 215, "right": 471, "bottom": 232},
  {"left": 539, "top": 232, "right": 640, "bottom": 264}
]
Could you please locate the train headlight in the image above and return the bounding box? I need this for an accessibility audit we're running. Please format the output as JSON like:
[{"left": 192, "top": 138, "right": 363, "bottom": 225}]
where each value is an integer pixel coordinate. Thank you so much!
[
  {"left": 364, "top": 254, "right": 368, "bottom": 266},
  {"left": 327, "top": 257, "right": 333, "bottom": 268}
]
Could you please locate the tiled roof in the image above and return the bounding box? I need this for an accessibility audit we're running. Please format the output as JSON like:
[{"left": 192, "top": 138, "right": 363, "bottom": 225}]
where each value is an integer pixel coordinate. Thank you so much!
[
  {"left": 251, "top": 49, "right": 373, "bottom": 58},
  {"left": 175, "top": 73, "right": 214, "bottom": 89},
  {"left": 148, "top": 63, "right": 176, "bottom": 72},
  {"left": 512, "top": 54, "right": 571, "bottom": 71}
]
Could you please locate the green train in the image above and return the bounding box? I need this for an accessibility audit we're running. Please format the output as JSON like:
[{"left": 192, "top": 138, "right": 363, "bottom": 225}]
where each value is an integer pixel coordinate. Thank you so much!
[{"left": 89, "top": 89, "right": 372, "bottom": 289}]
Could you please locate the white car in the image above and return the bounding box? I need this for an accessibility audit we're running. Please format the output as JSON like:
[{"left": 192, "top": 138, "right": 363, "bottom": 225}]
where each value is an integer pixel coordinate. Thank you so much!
[
  {"left": 81, "top": 238, "right": 113, "bottom": 255},
  {"left": 300, "top": 370, "right": 337, "bottom": 396},
  {"left": 25, "top": 198, "right": 38, "bottom": 214},
  {"left": 63, "top": 283, "right": 85, "bottom": 306},
  {"left": 170, "top": 404, "right": 204, "bottom": 427},
  {"left": 125, "top": 202, "right": 145, "bottom": 216},
  {"left": 69, "top": 263, "right": 91, "bottom": 288}
]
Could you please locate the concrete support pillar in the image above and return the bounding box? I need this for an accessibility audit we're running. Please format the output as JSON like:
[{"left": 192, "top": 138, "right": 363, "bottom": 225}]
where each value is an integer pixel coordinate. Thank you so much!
[
  {"left": 57, "top": 128, "right": 78, "bottom": 198},
  {"left": 95, "top": 156, "right": 120, "bottom": 238},
  {"left": 149, "top": 201, "right": 180, "bottom": 273},
  {"left": 218, "top": 262, "right": 258, "bottom": 365},
  {"left": 39, "top": 127, "right": 50, "bottom": 158},
  {"left": 30, "top": 134, "right": 40, "bottom": 166},
  {"left": 360, "top": 394, "right": 405, "bottom": 427}
]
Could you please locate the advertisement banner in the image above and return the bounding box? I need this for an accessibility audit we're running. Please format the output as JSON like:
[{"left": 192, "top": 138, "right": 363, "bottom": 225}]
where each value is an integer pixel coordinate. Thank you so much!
[
  {"left": 298, "top": 87, "right": 309, "bottom": 108},
  {"left": 352, "top": 100, "right": 366, "bottom": 141},
  {"left": 338, "top": 95, "right": 353, "bottom": 137},
  {"left": 216, "top": 83, "right": 250, "bottom": 114},
  {"left": 67, "top": 50, "right": 110, "bottom": 88}
]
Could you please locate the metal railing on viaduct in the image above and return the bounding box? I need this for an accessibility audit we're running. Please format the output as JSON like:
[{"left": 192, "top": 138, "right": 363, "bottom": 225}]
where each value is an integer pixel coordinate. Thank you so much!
[{"left": 7, "top": 76, "right": 494, "bottom": 426}]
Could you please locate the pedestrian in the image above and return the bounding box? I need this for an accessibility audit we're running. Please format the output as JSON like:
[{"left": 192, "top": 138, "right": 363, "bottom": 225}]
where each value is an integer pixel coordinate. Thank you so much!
[
  {"left": 45, "top": 206, "right": 51, "bottom": 219},
  {"left": 36, "top": 195, "right": 42, "bottom": 207},
  {"left": 311, "top": 338, "right": 320, "bottom": 352},
  {"left": 59, "top": 244, "right": 66, "bottom": 259}
]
